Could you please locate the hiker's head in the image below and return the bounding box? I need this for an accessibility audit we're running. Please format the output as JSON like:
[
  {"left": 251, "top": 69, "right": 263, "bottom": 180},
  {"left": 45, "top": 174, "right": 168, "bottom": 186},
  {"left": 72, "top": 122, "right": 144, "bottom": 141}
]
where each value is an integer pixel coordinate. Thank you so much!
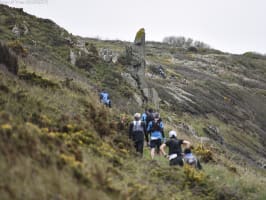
[
  {"left": 134, "top": 113, "right": 141, "bottom": 120},
  {"left": 169, "top": 130, "right": 177, "bottom": 138},
  {"left": 148, "top": 108, "right": 153, "bottom": 113},
  {"left": 154, "top": 112, "right": 160, "bottom": 119},
  {"left": 184, "top": 148, "right": 191, "bottom": 154}
]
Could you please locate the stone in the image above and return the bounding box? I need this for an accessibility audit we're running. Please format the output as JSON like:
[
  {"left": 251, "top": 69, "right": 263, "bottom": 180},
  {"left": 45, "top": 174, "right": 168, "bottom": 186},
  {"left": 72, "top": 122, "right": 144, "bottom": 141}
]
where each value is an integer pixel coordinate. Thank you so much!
[
  {"left": 203, "top": 125, "right": 224, "bottom": 144},
  {"left": 99, "top": 48, "right": 113, "bottom": 62},
  {"left": 12, "top": 25, "right": 20, "bottom": 37},
  {"left": 121, "top": 72, "right": 138, "bottom": 88},
  {"left": 69, "top": 49, "right": 76, "bottom": 65},
  {"left": 23, "top": 24, "right": 29, "bottom": 35}
]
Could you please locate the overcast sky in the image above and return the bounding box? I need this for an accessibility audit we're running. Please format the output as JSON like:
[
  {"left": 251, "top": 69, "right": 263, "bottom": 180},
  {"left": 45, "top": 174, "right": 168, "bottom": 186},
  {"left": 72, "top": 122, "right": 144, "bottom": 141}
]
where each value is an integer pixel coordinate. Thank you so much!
[{"left": 2, "top": 0, "right": 266, "bottom": 54}]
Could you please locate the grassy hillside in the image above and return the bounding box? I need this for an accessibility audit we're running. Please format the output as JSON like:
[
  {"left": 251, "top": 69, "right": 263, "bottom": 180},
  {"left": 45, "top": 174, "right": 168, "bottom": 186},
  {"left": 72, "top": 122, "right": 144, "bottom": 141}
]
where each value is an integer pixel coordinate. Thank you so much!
[{"left": 0, "top": 4, "right": 266, "bottom": 200}]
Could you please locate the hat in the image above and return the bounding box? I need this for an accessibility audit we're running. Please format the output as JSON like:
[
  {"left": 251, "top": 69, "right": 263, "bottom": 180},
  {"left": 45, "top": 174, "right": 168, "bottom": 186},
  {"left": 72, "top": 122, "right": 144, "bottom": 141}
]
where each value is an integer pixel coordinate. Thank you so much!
[{"left": 169, "top": 130, "right": 177, "bottom": 138}]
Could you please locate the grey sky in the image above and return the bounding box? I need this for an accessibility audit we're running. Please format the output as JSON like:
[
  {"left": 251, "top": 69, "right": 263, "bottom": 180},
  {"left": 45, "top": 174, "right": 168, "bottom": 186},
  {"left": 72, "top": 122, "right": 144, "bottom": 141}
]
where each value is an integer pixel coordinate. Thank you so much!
[{"left": 3, "top": 0, "right": 266, "bottom": 54}]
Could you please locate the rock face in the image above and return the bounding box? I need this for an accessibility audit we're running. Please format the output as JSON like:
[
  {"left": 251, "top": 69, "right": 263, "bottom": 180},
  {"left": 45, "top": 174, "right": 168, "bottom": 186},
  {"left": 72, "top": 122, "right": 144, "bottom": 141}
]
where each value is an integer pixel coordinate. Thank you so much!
[
  {"left": 203, "top": 125, "right": 224, "bottom": 144},
  {"left": 98, "top": 48, "right": 119, "bottom": 63},
  {"left": 12, "top": 25, "right": 20, "bottom": 37},
  {"left": 124, "top": 28, "right": 160, "bottom": 108},
  {"left": 11, "top": 23, "right": 29, "bottom": 37},
  {"left": 69, "top": 49, "right": 77, "bottom": 65}
]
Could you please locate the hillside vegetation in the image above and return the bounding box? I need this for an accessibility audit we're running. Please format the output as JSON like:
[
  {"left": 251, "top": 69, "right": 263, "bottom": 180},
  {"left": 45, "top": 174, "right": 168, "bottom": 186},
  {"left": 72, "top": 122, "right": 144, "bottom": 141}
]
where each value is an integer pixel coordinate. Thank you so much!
[{"left": 0, "top": 4, "right": 265, "bottom": 200}]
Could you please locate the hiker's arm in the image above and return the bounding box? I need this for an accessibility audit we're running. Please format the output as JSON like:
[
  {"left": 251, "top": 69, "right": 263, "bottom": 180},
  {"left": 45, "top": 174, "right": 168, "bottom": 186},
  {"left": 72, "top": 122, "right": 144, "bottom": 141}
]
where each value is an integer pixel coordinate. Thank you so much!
[
  {"left": 182, "top": 140, "right": 191, "bottom": 148},
  {"left": 160, "top": 122, "right": 165, "bottom": 139},
  {"left": 146, "top": 122, "right": 151, "bottom": 133}
]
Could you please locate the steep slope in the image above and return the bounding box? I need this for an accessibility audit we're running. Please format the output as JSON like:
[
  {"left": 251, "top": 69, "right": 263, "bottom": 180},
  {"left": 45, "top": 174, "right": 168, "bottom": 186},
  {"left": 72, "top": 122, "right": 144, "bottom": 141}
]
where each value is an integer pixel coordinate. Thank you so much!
[
  {"left": 0, "top": 4, "right": 266, "bottom": 200},
  {"left": 143, "top": 42, "right": 266, "bottom": 166}
]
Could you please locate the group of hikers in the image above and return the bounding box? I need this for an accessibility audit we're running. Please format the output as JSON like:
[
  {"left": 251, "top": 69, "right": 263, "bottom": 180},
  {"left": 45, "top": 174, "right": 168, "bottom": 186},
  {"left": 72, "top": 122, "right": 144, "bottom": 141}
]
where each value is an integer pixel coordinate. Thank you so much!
[
  {"left": 129, "top": 108, "right": 202, "bottom": 169},
  {"left": 99, "top": 90, "right": 201, "bottom": 169}
]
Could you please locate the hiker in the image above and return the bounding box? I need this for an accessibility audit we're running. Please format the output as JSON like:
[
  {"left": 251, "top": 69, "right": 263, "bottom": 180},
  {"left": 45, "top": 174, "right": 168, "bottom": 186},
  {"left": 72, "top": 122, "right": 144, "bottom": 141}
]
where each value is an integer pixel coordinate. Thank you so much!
[
  {"left": 147, "top": 112, "right": 164, "bottom": 159},
  {"left": 183, "top": 148, "right": 202, "bottom": 170},
  {"left": 141, "top": 109, "right": 149, "bottom": 145},
  {"left": 145, "top": 108, "right": 155, "bottom": 130},
  {"left": 99, "top": 90, "right": 111, "bottom": 108},
  {"left": 158, "top": 65, "right": 166, "bottom": 78},
  {"left": 129, "top": 113, "right": 146, "bottom": 156},
  {"left": 160, "top": 130, "right": 190, "bottom": 166}
]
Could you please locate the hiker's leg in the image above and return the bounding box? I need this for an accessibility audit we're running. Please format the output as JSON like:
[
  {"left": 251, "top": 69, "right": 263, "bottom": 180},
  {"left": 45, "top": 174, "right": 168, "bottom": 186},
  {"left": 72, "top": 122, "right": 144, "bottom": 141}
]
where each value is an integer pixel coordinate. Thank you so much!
[
  {"left": 144, "top": 132, "right": 149, "bottom": 144},
  {"left": 197, "top": 159, "right": 202, "bottom": 170},
  {"left": 156, "top": 139, "right": 162, "bottom": 155},
  {"left": 134, "top": 141, "right": 138, "bottom": 152},
  {"left": 136, "top": 140, "right": 144, "bottom": 155},
  {"left": 138, "top": 140, "right": 144, "bottom": 156},
  {"left": 150, "top": 148, "right": 155, "bottom": 159}
]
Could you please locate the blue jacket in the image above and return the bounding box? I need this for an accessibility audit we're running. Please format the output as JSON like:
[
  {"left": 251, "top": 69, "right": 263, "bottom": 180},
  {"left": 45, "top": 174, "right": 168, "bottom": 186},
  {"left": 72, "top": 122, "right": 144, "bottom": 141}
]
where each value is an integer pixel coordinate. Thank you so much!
[
  {"left": 100, "top": 92, "right": 110, "bottom": 104},
  {"left": 141, "top": 112, "right": 147, "bottom": 122}
]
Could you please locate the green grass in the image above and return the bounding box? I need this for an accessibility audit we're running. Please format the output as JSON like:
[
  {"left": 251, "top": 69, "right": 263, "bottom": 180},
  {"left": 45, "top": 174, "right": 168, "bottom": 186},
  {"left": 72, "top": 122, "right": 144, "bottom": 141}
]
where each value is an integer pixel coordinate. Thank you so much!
[{"left": 0, "top": 4, "right": 266, "bottom": 200}]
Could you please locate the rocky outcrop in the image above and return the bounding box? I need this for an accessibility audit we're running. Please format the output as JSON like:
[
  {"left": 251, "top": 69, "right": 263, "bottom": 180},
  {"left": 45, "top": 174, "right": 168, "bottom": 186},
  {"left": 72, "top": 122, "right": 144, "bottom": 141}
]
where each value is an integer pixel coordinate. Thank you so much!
[
  {"left": 11, "top": 23, "right": 29, "bottom": 37},
  {"left": 124, "top": 28, "right": 160, "bottom": 108},
  {"left": 99, "top": 48, "right": 118, "bottom": 63},
  {"left": 203, "top": 125, "right": 224, "bottom": 145},
  {"left": 121, "top": 72, "right": 138, "bottom": 88},
  {"left": 12, "top": 25, "right": 20, "bottom": 37},
  {"left": 69, "top": 49, "right": 77, "bottom": 65}
]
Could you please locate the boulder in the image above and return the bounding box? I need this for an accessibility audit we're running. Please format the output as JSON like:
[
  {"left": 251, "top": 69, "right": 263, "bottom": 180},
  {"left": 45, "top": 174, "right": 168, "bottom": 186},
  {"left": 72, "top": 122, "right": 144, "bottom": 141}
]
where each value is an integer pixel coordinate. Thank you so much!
[
  {"left": 69, "top": 49, "right": 77, "bottom": 65},
  {"left": 203, "top": 125, "right": 224, "bottom": 144},
  {"left": 12, "top": 25, "right": 20, "bottom": 37},
  {"left": 121, "top": 72, "right": 138, "bottom": 88}
]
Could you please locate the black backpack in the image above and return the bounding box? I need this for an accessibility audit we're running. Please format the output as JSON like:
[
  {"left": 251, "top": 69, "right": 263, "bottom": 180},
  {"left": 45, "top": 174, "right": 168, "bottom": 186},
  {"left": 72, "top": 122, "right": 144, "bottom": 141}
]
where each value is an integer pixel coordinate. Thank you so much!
[{"left": 151, "top": 119, "right": 162, "bottom": 132}]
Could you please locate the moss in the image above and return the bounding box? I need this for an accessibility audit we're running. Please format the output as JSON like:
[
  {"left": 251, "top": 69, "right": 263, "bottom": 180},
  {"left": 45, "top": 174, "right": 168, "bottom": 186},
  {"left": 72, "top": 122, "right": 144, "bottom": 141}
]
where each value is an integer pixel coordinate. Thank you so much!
[{"left": 134, "top": 28, "right": 145, "bottom": 44}]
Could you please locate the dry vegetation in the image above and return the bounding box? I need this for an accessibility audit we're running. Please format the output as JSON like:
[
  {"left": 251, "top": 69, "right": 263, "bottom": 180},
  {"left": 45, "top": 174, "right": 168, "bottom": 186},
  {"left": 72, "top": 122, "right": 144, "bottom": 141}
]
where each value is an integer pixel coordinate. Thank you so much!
[{"left": 0, "top": 4, "right": 265, "bottom": 200}]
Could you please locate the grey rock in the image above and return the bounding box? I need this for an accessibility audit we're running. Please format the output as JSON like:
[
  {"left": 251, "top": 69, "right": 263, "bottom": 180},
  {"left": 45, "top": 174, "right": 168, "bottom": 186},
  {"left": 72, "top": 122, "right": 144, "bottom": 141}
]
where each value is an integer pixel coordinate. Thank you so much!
[
  {"left": 69, "top": 49, "right": 77, "bottom": 65},
  {"left": 99, "top": 48, "right": 114, "bottom": 63},
  {"left": 178, "top": 122, "right": 197, "bottom": 136},
  {"left": 121, "top": 72, "right": 138, "bottom": 88},
  {"left": 23, "top": 24, "right": 29, "bottom": 35},
  {"left": 203, "top": 125, "right": 224, "bottom": 144},
  {"left": 12, "top": 25, "right": 20, "bottom": 37}
]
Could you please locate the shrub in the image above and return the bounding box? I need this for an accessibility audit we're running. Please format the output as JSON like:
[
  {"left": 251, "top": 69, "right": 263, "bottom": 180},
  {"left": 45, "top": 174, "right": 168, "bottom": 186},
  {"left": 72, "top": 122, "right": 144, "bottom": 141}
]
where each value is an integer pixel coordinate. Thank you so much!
[
  {"left": 243, "top": 51, "right": 266, "bottom": 59},
  {"left": 194, "top": 144, "right": 214, "bottom": 163},
  {"left": 7, "top": 40, "right": 28, "bottom": 57},
  {"left": 75, "top": 52, "right": 98, "bottom": 71}
]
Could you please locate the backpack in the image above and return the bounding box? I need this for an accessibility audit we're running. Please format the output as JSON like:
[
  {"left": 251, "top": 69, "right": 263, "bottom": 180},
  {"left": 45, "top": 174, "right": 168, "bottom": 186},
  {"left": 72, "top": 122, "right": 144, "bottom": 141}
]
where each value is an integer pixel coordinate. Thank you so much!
[
  {"left": 132, "top": 120, "right": 144, "bottom": 132},
  {"left": 184, "top": 154, "right": 197, "bottom": 165},
  {"left": 151, "top": 119, "right": 162, "bottom": 132}
]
